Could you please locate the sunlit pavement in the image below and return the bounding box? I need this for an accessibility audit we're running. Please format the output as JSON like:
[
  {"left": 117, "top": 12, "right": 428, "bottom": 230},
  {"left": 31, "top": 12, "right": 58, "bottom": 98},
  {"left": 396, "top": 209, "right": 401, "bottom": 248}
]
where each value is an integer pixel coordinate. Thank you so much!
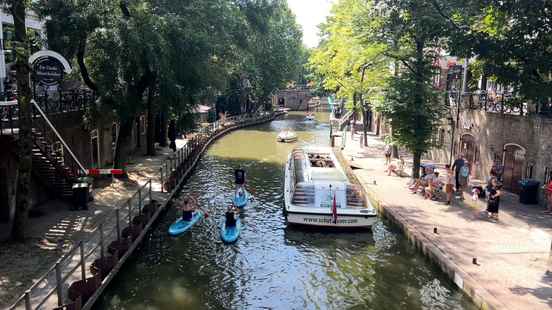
[{"left": 338, "top": 131, "right": 552, "bottom": 310}]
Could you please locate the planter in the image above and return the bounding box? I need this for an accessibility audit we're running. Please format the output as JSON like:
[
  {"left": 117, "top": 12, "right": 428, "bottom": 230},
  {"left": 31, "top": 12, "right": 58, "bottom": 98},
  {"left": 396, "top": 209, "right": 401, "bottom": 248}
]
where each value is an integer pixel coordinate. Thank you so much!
[
  {"left": 107, "top": 239, "right": 130, "bottom": 257},
  {"left": 122, "top": 225, "right": 142, "bottom": 241},
  {"left": 132, "top": 214, "right": 148, "bottom": 227},
  {"left": 90, "top": 255, "right": 117, "bottom": 279},
  {"left": 68, "top": 275, "right": 101, "bottom": 305}
]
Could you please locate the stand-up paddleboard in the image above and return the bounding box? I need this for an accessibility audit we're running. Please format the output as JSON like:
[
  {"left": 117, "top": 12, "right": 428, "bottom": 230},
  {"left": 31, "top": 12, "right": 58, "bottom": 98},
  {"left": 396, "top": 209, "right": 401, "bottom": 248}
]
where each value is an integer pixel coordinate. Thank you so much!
[
  {"left": 168, "top": 211, "right": 203, "bottom": 236},
  {"left": 233, "top": 189, "right": 249, "bottom": 208},
  {"left": 220, "top": 217, "right": 241, "bottom": 243}
]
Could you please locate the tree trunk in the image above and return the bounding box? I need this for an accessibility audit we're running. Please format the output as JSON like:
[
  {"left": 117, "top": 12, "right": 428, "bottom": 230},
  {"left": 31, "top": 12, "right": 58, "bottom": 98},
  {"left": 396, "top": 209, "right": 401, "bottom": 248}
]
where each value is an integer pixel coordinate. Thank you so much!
[
  {"left": 159, "top": 111, "right": 167, "bottom": 147},
  {"left": 113, "top": 117, "right": 135, "bottom": 168},
  {"left": 412, "top": 150, "right": 422, "bottom": 179},
  {"left": 11, "top": 0, "right": 33, "bottom": 242},
  {"left": 146, "top": 85, "right": 155, "bottom": 156}
]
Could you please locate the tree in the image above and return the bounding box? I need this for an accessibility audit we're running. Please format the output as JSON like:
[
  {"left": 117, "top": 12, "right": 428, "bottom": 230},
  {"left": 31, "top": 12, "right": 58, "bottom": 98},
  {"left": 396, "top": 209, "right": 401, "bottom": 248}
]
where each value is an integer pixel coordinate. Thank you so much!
[
  {"left": 7, "top": 0, "right": 34, "bottom": 241},
  {"left": 309, "top": 0, "right": 389, "bottom": 142},
  {"left": 353, "top": 0, "right": 448, "bottom": 178},
  {"left": 435, "top": 0, "right": 552, "bottom": 106}
]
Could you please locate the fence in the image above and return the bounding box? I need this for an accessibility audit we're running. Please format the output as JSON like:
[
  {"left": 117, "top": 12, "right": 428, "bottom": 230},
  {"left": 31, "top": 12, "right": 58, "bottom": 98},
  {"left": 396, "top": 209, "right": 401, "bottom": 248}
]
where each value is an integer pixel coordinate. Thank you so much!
[
  {"left": 9, "top": 110, "right": 278, "bottom": 309},
  {"left": 455, "top": 92, "right": 552, "bottom": 118},
  {"left": 9, "top": 180, "right": 154, "bottom": 310},
  {"left": 160, "top": 111, "right": 275, "bottom": 193}
]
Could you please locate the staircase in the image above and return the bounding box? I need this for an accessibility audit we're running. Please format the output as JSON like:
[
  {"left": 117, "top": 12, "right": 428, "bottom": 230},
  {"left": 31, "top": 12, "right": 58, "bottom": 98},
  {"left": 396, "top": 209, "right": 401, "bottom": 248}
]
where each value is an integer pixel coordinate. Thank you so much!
[
  {"left": 29, "top": 101, "right": 86, "bottom": 200},
  {"left": 32, "top": 130, "right": 75, "bottom": 199},
  {"left": 292, "top": 184, "right": 315, "bottom": 206},
  {"left": 346, "top": 185, "right": 365, "bottom": 208}
]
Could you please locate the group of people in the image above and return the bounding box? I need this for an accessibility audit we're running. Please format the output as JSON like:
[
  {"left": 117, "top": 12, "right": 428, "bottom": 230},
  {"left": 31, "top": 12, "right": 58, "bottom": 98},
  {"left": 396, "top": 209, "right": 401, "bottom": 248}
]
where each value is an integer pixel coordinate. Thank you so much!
[{"left": 177, "top": 194, "right": 239, "bottom": 228}]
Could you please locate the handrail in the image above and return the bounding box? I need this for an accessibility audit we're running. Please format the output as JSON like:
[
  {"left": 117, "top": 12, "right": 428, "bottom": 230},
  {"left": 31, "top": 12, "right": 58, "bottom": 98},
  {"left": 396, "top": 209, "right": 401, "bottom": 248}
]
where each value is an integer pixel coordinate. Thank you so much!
[
  {"left": 9, "top": 179, "right": 153, "bottom": 310},
  {"left": 31, "top": 99, "right": 87, "bottom": 174}
]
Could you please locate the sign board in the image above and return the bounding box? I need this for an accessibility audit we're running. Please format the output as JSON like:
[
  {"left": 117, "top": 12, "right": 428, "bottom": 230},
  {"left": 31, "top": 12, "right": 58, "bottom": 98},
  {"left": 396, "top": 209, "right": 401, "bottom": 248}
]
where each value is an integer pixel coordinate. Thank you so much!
[{"left": 28, "top": 50, "right": 72, "bottom": 87}]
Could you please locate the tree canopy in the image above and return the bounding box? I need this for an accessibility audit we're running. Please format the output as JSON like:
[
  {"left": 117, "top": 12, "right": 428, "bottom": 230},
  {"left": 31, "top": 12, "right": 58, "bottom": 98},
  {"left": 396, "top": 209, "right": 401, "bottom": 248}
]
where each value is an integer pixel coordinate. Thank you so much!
[{"left": 35, "top": 0, "right": 305, "bottom": 165}]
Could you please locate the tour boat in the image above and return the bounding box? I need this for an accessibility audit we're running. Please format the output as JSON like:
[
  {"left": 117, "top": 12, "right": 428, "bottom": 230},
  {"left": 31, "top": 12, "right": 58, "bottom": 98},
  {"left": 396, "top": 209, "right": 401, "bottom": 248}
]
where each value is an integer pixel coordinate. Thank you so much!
[
  {"left": 284, "top": 147, "right": 377, "bottom": 228},
  {"left": 304, "top": 114, "right": 315, "bottom": 122},
  {"left": 277, "top": 129, "right": 298, "bottom": 143}
]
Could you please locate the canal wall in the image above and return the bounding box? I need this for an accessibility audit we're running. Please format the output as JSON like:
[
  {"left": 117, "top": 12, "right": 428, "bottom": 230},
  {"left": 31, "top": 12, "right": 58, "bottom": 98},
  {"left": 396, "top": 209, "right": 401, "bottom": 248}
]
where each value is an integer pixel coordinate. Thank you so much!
[
  {"left": 83, "top": 112, "right": 283, "bottom": 310},
  {"left": 335, "top": 140, "right": 509, "bottom": 310}
]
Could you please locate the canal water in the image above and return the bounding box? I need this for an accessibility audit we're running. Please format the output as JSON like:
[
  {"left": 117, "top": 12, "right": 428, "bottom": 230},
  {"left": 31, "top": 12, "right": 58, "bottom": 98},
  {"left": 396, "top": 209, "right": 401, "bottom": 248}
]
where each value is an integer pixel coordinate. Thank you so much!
[{"left": 96, "top": 112, "right": 475, "bottom": 310}]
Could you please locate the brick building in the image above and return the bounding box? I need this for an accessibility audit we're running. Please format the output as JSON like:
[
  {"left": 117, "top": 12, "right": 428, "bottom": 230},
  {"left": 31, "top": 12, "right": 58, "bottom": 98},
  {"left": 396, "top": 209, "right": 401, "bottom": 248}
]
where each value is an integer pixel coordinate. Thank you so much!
[
  {"left": 273, "top": 86, "right": 313, "bottom": 111},
  {"left": 426, "top": 57, "right": 552, "bottom": 200}
]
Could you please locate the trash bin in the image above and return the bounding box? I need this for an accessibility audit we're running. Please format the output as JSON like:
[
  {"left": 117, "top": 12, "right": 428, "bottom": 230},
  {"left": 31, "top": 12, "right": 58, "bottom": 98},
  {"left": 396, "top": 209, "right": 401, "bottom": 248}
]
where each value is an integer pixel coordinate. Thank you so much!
[
  {"left": 519, "top": 179, "right": 540, "bottom": 205},
  {"left": 72, "top": 183, "right": 89, "bottom": 210}
]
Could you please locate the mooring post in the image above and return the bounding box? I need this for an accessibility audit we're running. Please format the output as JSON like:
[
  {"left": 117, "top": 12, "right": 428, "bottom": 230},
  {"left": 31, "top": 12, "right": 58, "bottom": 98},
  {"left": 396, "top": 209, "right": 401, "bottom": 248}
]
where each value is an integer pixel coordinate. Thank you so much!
[
  {"left": 79, "top": 241, "right": 86, "bottom": 281},
  {"left": 55, "top": 262, "right": 63, "bottom": 306},
  {"left": 24, "top": 290, "right": 31, "bottom": 310}
]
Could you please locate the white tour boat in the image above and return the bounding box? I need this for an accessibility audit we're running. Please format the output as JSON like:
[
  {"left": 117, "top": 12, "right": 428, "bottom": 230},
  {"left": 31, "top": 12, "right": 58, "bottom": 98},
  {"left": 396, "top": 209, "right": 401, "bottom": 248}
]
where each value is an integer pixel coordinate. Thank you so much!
[
  {"left": 277, "top": 129, "right": 298, "bottom": 143},
  {"left": 304, "top": 113, "right": 315, "bottom": 122},
  {"left": 284, "top": 147, "right": 377, "bottom": 228}
]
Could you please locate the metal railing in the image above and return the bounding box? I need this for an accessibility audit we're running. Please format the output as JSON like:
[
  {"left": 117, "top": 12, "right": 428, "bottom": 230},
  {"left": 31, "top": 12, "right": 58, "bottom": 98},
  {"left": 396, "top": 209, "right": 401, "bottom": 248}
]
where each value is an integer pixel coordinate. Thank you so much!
[
  {"left": 9, "top": 180, "right": 154, "bottom": 310},
  {"left": 160, "top": 112, "right": 275, "bottom": 193}
]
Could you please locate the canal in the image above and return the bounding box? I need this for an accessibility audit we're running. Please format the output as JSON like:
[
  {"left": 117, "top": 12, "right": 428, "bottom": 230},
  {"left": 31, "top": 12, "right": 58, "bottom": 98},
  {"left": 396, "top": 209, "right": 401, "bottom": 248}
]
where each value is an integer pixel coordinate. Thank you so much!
[{"left": 96, "top": 112, "right": 475, "bottom": 310}]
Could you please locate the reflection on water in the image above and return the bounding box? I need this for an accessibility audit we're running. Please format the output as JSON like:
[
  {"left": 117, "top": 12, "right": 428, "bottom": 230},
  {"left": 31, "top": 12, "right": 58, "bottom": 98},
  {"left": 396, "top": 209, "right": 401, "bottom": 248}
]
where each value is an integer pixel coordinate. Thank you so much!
[{"left": 96, "top": 111, "right": 474, "bottom": 310}]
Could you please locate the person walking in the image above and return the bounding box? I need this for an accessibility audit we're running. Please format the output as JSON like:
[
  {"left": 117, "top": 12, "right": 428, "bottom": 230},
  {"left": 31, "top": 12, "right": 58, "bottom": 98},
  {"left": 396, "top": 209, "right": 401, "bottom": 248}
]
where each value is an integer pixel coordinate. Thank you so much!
[
  {"left": 168, "top": 119, "right": 177, "bottom": 152},
  {"left": 452, "top": 154, "right": 466, "bottom": 197},
  {"left": 543, "top": 180, "right": 552, "bottom": 214},
  {"left": 444, "top": 164, "right": 454, "bottom": 205},
  {"left": 384, "top": 143, "right": 392, "bottom": 166},
  {"left": 486, "top": 178, "right": 503, "bottom": 221}
]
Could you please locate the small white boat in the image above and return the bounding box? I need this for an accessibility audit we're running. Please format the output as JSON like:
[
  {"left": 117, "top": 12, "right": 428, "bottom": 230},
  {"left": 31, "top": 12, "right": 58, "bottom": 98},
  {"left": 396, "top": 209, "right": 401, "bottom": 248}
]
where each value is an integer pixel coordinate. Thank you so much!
[
  {"left": 284, "top": 147, "right": 377, "bottom": 229},
  {"left": 304, "top": 114, "right": 315, "bottom": 122},
  {"left": 277, "top": 130, "right": 298, "bottom": 143}
]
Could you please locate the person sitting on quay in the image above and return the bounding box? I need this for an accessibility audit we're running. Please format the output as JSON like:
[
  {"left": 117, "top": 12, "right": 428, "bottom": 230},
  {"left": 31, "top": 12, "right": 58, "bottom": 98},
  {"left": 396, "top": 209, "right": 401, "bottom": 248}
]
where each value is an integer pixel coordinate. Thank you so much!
[
  {"left": 179, "top": 195, "right": 198, "bottom": 221},
  {"left": 386, "top": 156, "right": 405, "bottom": 177},
  {"left": 409, "top": 166, "right": 435, "bottom": 194},
  {"left": 424, "top": 171, "right": 442, "bottom": 200}
]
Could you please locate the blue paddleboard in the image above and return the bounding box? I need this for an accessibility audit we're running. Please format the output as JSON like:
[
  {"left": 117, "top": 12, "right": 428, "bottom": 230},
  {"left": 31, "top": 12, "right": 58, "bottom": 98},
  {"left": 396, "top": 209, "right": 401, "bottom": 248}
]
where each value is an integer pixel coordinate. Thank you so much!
[
  {"left": 168, "top": 211, "right": 203, "bottom": 236},
  {"left": 220, "top": 218, "right": 241, "bottom": 243},
  {"left": 233, "top": 190, "right": 249, "bottom": 208}
]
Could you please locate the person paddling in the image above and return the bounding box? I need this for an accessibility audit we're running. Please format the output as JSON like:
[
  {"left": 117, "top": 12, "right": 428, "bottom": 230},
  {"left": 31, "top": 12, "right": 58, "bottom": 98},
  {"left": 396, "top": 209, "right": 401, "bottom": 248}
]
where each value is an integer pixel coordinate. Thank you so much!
[
  {"left": 179, "top": 196, "right": 197, "bottom": 221},
  {"left": 225, "top": 204, "right": 238, "bottom": 227}
]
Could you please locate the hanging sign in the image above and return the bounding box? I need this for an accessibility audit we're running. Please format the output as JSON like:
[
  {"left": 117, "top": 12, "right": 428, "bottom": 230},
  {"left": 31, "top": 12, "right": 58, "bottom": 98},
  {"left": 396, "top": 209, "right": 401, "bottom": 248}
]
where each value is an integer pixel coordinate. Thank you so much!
[{"left": 28, "top": 50, "right": 72, "bottom": 87}]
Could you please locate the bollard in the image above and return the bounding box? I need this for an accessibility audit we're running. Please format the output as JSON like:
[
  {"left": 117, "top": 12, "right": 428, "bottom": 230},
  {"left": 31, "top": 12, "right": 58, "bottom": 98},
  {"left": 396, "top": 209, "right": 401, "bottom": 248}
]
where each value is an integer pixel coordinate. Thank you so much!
[
  {"left": 55, "top": 262, "right": 63, "bottom": 306},
  {"left": 149, "top": 180, "right": 152, "bottom": 201},
  {"left": 472, "top": 257, "right": 478, "bottom": 265},
  {"left": 99, "top": 224, "right": 105, "bottom": 259},
  {"left": 138, "top": 189, "right": 142, "bottom": 213},
  {"left": 116, "top": 209, "right": 121, "bottom": 241},
  {"left": 24, "top": 290, "right": 31, "bottom": 310},
  {"left": 160, "top": 168, "right": 164, "bottom": 193},
  {"left": 128, "top": 200, "right": 132, "bottom": 226},
  {"left": 79, "top": 241, "right": 86, "bottom": 281}
]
